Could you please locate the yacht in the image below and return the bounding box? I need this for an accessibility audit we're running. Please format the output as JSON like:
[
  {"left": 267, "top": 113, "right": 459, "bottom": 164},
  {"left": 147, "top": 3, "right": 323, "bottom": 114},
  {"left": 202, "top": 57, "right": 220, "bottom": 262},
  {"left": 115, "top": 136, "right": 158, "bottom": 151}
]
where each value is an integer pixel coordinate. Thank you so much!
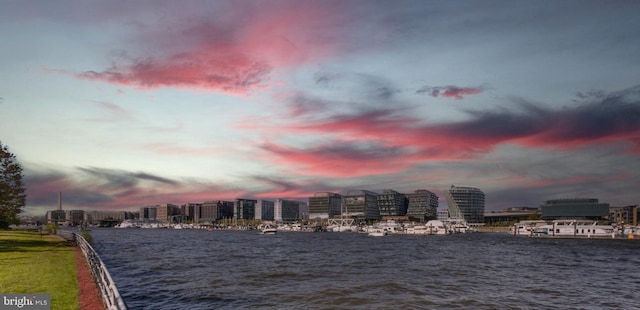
[{"left": 531, "top": 220, "right": 616, "bottom": 238}]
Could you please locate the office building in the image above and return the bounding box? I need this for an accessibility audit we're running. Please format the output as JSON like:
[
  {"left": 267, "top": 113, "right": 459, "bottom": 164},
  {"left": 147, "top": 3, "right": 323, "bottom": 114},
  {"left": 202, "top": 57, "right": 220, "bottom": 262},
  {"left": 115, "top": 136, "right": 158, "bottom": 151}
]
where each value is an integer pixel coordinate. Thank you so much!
[
  {"left": 256, "top": 200, "right": 275, "bottom": 221},
  {"left": 406, "top": 189, "right": 439, "bottom": 221},
  {"left": 541, "top": 198, "right": 609, "bottom": 220},
  {"left": 274, "top": 199, "right": 301, "bottom": 222},
  {"left": 309, "top": 192, "right": 342, "bottom": 220},
  {"left": 235, "top": 199, "right": 257, "bottom": 220},
  {"left": 342, "top": 190, "right": 380, "bottom": 220},
  {"left": 377, "top": 189, "right": 408, "bottom": 217},
  {"left": 445, "top": 185, "right": 485, "bottom": 224}
]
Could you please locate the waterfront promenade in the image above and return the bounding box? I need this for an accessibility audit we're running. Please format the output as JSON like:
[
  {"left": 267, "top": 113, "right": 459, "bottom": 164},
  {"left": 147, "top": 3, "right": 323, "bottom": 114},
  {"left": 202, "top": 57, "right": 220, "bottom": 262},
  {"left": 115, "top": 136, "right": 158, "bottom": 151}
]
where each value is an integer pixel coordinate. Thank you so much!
[{"left": 0, "top": 230, "right": 103, "bottom": 310}]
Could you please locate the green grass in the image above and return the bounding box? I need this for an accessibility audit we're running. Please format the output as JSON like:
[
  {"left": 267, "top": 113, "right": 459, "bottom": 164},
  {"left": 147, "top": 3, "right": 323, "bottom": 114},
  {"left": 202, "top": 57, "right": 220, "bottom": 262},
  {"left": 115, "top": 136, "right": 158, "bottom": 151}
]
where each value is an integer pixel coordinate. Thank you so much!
[{"left": 0, "top": 230, "right": 79, "bottom": 310}]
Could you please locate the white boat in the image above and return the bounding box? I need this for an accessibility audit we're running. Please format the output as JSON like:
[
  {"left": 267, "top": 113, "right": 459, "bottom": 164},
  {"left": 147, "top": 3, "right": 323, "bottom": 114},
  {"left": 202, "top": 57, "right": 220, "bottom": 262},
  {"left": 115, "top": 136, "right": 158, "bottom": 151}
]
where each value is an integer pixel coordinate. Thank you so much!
[
  {"left": 511, "top": 220, "right": 547, "bottom": 236},
  {"left": 621, "top": 225, "right": 640, "bottom": 239},
  {"left": 378, "top": 220, "right": 403, "bottom": 234},
  {"left": 258, "top": 224, "right": 277, "bottom": 235},
  {"left": 115, "top": 220, "right": 139, "bottom": 228},
  {"left": 424, "top": 220, "right": 449, "bottom": 235},
  {"left": 367, "top": 228, "right": 387, "bottom": 237},
  {"left": 531, "top": 220, "right": 616, "bottom": 238}
]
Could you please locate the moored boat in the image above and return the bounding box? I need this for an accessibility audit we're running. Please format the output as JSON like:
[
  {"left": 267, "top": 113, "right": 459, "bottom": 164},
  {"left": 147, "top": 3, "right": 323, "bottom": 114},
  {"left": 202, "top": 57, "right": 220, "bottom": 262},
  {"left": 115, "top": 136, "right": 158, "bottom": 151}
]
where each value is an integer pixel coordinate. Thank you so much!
[
  {"left": 527, "top": 220, "right": 617, "bottom": 238},
  {"left": 367, "top": 228, "right": 387, "bottom": 237}
]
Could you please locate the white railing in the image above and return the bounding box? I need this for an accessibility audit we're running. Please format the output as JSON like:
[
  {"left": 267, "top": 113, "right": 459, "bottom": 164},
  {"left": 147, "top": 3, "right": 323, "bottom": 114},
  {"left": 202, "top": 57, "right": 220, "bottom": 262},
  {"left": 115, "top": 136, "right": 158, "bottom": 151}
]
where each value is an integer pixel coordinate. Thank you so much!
[{"left": 57, "top": 230, "right": 128, "bottom": 310}]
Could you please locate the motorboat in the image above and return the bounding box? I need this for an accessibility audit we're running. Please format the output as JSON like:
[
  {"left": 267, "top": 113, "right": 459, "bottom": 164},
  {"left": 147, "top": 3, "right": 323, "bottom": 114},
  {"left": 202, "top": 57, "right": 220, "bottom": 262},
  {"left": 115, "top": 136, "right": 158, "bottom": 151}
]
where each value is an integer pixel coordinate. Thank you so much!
[
  {"left": 258, "top": 224, "right": 278, "bottom": 235},
  {"left": 367, "top": 228, "right": 387, "bottom": 237},
  {"left": 511, "top": 220, "right": 547, "bottom": 236}
]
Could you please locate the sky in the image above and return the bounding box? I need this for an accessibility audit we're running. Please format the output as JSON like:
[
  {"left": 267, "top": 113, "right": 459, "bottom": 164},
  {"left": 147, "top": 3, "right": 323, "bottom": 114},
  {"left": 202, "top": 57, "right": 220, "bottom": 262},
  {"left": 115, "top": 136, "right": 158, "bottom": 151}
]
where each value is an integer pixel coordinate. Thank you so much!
[{"left": 1, "top": 0, "right": 639, "bottom": 215}]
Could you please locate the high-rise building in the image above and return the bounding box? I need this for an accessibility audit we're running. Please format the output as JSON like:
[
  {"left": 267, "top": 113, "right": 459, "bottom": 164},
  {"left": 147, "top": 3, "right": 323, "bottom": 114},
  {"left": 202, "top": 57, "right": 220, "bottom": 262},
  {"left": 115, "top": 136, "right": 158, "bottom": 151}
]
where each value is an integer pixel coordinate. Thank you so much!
[
  {"left": 445, "top": 185, "right": 485, "bottom": 224},
  {"left": 155, "top": 204, "right": 182, "bottom": 223},
  {"left": 256, "top": 200, "right": 275, "bottom": 221},
  {"left": 342, "top": 190, "right": 379, "bottom": 220},
  {"left": 140, "top": 206, "right": 157, "bottom": 220},
  {"left": 275, "top": 199, "right": 301, "bottom": 222},
  {"left": 235, "top": 199, "right": 257, "bottom": 220},
  {"left": 309, "top": 192, "right": 342, "bottom": 220},
  {"left": 201, "top": 201, "right": 234, "bottom": 221},
  {"left": 377, "top": 189, "right": 408, "bottom": 217},
  {"left": 405, "top": 189, "right": 439, "bottom": 221},
  {"left": 184, "top": 203, "right": 202, "bottom": 223}
]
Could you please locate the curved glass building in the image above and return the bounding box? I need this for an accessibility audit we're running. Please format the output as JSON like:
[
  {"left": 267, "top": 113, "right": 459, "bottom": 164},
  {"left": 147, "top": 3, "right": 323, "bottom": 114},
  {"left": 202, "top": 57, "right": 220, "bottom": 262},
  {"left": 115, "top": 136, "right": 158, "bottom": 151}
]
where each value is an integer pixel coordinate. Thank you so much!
[{"left": 445, "top": 185, "right": 485, "bottom": 224}]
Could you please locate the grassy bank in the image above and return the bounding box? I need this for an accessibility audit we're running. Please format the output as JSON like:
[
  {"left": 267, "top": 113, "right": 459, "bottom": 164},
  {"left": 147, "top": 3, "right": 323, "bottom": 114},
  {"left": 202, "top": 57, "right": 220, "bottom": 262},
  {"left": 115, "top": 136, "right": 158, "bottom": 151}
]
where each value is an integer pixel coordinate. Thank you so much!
[{"left": 0, "top": 230, "right": 79, "bottom": 310}]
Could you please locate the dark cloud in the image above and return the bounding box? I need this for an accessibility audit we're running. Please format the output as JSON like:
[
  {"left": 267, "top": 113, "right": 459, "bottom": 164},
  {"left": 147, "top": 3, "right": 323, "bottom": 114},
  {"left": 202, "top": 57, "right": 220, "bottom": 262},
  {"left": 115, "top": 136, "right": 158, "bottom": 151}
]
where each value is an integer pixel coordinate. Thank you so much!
[{"left": 416, "top": 85, "right": 484, "bottom": 99}]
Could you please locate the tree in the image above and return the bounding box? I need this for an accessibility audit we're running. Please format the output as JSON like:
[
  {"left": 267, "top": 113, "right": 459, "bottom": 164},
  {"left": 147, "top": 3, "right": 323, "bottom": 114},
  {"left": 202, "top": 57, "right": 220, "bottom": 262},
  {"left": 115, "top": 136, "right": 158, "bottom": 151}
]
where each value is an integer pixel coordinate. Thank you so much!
[{"left": 0, "top": 142, "right": 26, "bottom": 228}]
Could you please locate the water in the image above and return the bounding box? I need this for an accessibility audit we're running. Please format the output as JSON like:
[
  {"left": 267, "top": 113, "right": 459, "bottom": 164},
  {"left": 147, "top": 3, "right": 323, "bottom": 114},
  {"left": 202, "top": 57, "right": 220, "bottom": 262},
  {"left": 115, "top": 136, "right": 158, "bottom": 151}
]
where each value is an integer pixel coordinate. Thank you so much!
[{"left": 90, "top": 229, "right": 640, "bottom": 309}]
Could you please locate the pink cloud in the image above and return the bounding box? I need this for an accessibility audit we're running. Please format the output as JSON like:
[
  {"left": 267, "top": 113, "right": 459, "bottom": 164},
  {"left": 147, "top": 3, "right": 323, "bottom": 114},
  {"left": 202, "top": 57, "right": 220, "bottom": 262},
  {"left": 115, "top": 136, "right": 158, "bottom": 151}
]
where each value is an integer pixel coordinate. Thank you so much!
[
  {"left": 249, "top": 85, "right": 640, "bottom": 178},
  {"left": 77, "top": 2, "right": 347, "bottom": 95}
]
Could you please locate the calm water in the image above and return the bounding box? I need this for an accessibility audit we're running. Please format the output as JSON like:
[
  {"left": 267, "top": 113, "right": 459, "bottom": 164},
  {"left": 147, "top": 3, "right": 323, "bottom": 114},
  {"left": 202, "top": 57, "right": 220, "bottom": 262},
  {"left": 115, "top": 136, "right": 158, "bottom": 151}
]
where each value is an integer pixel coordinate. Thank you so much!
[{"left": 90, "top": 229, "right": 640, "bottom": 309}]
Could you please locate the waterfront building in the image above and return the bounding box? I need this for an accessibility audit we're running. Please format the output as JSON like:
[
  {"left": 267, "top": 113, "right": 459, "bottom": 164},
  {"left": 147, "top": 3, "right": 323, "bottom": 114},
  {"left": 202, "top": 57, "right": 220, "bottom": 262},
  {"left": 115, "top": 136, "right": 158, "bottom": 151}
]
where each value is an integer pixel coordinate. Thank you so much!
[
  {"left": 342, "top": 190, "right": 380, "bottom": 220},
  {"left": 377, "top": 189, "right": 408, "bottom": 217},
  {"left": 201, "top": 201, "right": 234, "bottom": 222},
  {"left": 437, "top": 209, "right": 449, "bottom": 221},
  {"left": 483, "top": 207, "right": 540, "bottom": 225},
  {"left": 274, "top": 199, "right": 301, "bottom": 222},
  {"left": 235, "top": 199, "right": 257, "bottom": 220},
  {"left": 609, "top": 205, "right": 638, "bottom": 226},
  {"left": 298, "top": 201, "right": 309, "bottom": 220},
  {"left": 65, "top": 210, "right": 85, "bottom": 226},
  {"left": 309, "top": 192, "right": 342, "bottom": 220},
  {"left": 540, "top": 198, "right": 609, "bottom": 220},
  {"left": 406, "top": 189, "right": 439, "bottom": 222},
  {"left": 140, "top": 206, "right": 157, "bottom": 220},
  {"left": 183, "top": 203, "right": 202, "bottom": 223},
  {"left": 84, "top": 210, "right": 135, "bottom": 225},
  {"left": 155, "top": 204, "right": 182, "bottom": 223},
  {"left": 445, "top": 185, "right": 485, "bottom": 224},
  {"left": 46, "top": 192, "right": 66, "bottom": 224},
  {"left": 46, "top": 209, "right": 66, "bottom": 224},
  {"left": 256, "top": 200, "right": 275, "bottom": 221}
]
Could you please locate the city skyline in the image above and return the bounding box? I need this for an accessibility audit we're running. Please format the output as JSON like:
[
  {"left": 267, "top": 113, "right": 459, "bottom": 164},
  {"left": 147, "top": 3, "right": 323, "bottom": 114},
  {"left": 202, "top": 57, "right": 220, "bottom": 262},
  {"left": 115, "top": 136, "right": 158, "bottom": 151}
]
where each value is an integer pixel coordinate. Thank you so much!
[{"left": 1, "top": 1, "right": 639, "bottom": 215}]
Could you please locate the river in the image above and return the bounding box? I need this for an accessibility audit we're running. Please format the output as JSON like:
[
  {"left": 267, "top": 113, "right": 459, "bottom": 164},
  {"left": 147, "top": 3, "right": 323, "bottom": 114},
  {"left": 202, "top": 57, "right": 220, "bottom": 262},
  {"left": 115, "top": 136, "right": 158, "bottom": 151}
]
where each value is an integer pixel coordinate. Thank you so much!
[{"left": 89, "top": 229, "right": 640, "bottom": 309}]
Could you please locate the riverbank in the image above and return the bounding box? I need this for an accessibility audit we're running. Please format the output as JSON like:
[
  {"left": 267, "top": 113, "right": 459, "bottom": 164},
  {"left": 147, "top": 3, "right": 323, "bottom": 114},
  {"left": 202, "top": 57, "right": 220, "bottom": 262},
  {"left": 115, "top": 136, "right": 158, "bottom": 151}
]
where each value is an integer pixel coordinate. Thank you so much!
[{"left": 0, "top": 230, "right": 103, "bottom": 310}]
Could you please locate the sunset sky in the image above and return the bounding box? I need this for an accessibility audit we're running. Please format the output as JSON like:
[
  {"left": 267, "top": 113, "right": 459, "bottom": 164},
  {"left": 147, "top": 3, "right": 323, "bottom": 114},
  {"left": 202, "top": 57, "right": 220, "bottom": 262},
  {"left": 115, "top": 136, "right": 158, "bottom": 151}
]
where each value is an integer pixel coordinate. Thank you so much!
[{"left": 1, "top": 0, "right": 639, "bottom": 215}]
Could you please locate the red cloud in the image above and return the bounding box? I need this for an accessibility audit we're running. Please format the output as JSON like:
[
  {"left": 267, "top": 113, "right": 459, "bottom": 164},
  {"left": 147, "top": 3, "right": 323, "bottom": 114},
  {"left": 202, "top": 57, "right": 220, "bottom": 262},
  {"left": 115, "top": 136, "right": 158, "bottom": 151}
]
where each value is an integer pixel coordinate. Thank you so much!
[
  {"left": 79, "top": 55, "right": 272, "bottom": 95},
  {"left": 253, "top": 86, "right": 640, "bottom": 177},
  {"left": 77, "top": 2, "right": 347, "bottom": 95}
]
